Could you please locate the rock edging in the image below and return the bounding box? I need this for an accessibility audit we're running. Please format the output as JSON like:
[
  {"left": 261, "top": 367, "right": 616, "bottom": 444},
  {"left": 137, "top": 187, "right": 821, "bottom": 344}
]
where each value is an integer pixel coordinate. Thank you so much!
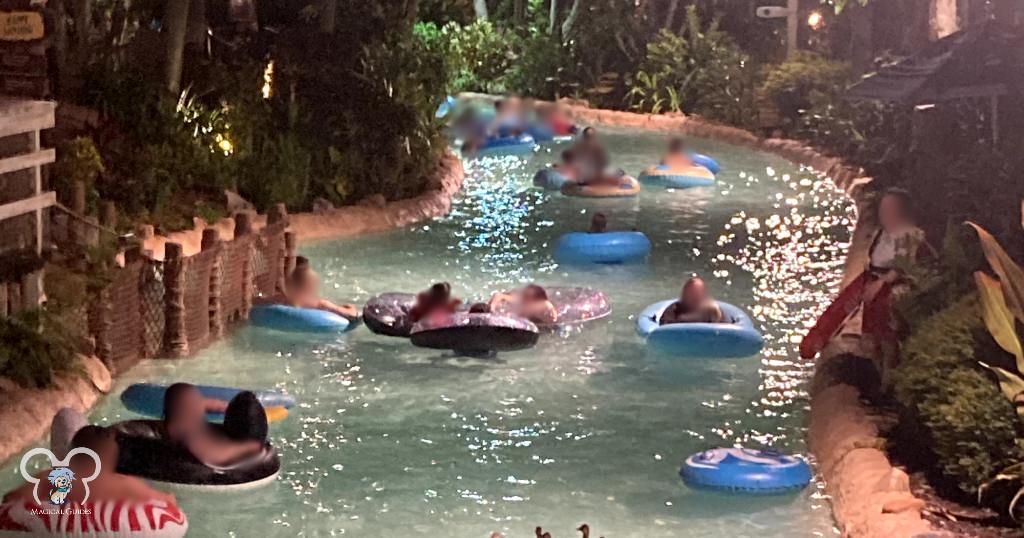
[
  {"left": 557, "top": 102, "right": 934, "bottom": 537},
  {"left": 0, "top": 355, "right": 111, "bottom": 464},
  {"left": 140, "top": 150, "right": 465, "bottom": 259}
]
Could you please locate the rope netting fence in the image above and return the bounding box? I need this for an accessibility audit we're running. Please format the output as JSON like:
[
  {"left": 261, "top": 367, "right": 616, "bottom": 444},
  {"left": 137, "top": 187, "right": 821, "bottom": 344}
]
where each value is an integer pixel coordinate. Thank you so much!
[{"left": 88, "top": 208, "right": 294, "bottom": 373}]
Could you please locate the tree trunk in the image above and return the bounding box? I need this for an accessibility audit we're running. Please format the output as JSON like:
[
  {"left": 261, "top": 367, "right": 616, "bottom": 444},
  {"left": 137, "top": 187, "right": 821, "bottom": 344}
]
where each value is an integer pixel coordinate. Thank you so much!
[
  {"left": 513, "top": 0, "right": 525, "bottom": 24},
  {"left": 474, "top": 0, "right": 488, "bottom": 20},
  {"left": 848, "top": 0, "right": 874, "bottom": 73},
  {"left": 47, "top": 0, "right": 69, "bottom": 97},
  {"left": 561, "top": 0, "right": 582, "bottom": 38},
  {"left": 547, "top": 0, "right": 558, "bottom": 35},
  {"left": 664, "top": 0, "right": 680, "bottom": 30},
  {"left": 73, "top": 0, "right": 92, "bottom": 48},
  {"left": 318, "top": 0, "right": 337, "bottom": 33},
  {"left": 163, "top": 0, "right": 190, "bottom": 95},
  {"left": 186, "top": 0, "right": 207, "bottom": 51}
]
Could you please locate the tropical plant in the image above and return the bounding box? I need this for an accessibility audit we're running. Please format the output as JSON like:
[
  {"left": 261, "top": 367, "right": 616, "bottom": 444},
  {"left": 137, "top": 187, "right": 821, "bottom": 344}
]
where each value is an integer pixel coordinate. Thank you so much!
[
  {"left": 52, "top": 136, "right": 104, "bottom": 213},
  {"left": 628, "top": 8, "right": 758, "bottom": 125},
  {"left": 415, "top": 20, "right": 515, "bottom": 94},
  {"left": 0, "top": 310, "right": 82, "bottom": 389},
  {"left": 761, "top": 51, "right": 853, "bottom": 127},
  {"left": 624, "top": 71, "right": 680, "bottom": 114}
]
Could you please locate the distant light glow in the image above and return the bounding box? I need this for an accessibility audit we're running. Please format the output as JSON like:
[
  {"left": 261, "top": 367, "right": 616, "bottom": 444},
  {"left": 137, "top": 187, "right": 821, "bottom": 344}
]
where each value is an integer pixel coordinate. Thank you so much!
[
  {"left": 215, "top": 133, "right": 233, "bottom": 155},
  {"left": 807, "top": 11, "right": 824, "bottom": 30},
  {"left": 262, "top": 60, "right": 274, "bottom": 99}
]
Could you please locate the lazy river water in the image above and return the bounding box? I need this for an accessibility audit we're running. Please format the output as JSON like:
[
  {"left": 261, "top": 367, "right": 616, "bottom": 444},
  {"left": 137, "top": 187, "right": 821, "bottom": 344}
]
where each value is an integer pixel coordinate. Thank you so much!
[{"left": 3, "top": 127, "right": 854, "bottom": 537}]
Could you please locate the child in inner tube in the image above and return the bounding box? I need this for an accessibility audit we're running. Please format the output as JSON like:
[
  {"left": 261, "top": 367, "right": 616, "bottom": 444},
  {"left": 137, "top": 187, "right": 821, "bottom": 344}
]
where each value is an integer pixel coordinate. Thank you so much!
[
  {"left": 553, "top": 150, "right": 578, "bottom": 180},
  {"left": 4, "top": 426, "right": 176, "bottom": 506},
  {"left": 164, "top": 383, "right": 266, "bottom": 467},
  {"left": 409, "top": 282, "right": 462, "bottom": 324},
  {"left": 488, "top": 284, "right": 558, "bottom": 325},
  {"left": 570, "top": 127, "right": 611, "bottom": 186},
  {"left": 538, "top": 103, "right": 577, "bottom": 136},
  {"left": 284, "top": 257, "right": 359, "bottom": 320},
  {"left": 659, "top": 276, "right": 724, "bottom": 325},
  {"left": 661, "top": 137, "right": 695, "bottom": 168},
  {"left": 588, "top": 212, "right": 608, "bottom": 233}
]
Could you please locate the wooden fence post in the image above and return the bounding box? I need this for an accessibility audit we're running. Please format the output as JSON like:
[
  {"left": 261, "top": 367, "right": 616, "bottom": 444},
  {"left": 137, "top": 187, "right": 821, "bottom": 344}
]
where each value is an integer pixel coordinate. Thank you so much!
[
  {"left": 284, "top": 231, "right": 297, "bottom": 279},
  {"left": 88, "top": 281, "right": 112, "bottom": 368},
  {"left": 202, "top": 228, "right": 225, "bottom": 339},
  {"left": 163, "top": 242, "right": 189, "bottom": 357},
  {"left": 234, "top": 213, "right": 254, "bottom": 319},
  {"left": 100, "top": 200, "right": 117, "bottom": 230},
  {"left": 268, "top": 204, "right": 288, "bottom": 294}
]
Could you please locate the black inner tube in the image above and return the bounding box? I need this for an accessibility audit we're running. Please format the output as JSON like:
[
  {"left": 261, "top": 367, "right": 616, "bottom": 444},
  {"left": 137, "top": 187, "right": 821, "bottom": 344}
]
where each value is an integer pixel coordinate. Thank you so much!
[{"left": 111, "top": 420, "right": 280, "bottom": 486}]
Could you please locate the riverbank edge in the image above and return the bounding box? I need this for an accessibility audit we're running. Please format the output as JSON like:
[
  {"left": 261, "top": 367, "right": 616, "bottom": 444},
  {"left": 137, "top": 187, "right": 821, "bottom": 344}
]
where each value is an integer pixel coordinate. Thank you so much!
[
  {"left": 0, "top": 355, "right": 112, "bottom": 464},
  {"left": 556, "top": 103, "right": 934, "bottom": 537}
]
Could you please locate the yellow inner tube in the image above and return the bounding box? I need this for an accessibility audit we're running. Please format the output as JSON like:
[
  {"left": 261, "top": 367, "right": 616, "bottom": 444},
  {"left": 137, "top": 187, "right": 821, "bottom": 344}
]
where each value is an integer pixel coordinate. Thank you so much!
[{"left": 561, "top": 176, "right": 641, "bottom": 198}]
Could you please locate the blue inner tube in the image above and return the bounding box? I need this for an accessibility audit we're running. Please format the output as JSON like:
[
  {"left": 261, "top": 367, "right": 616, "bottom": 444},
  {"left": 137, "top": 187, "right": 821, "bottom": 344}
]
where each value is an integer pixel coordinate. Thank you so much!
[
  {"left": 554, "top": 231, "right": 652, "bottom": 265},
  {"left": 680, "top": 447, "right": 812, "bottom": 494},
  {"left": 635, "top": 300, "right": 764, "bottom": 358},
  {"left": 475, "top": 134, "right": 536, "bottom": 157},
  {"left": 250, "top": 304, "right": 356, "bottom": 334},
  {"left": 410, "top": 313, "right": 539, "bottom": 353},
  {"left": 526, "top": 124, "right": 555, "bottom": 142},
  {"left": 638, "top": 164, "right": 715, "bottom": 188},
  {"left": 689, "top": 153, "right": 721, "bottom": 175},
  {"left": 533, "top": 168, "right": 571, "bottom": 190},
  {"left": 121, "top": 383, "right": 295, "bottom": 422}
]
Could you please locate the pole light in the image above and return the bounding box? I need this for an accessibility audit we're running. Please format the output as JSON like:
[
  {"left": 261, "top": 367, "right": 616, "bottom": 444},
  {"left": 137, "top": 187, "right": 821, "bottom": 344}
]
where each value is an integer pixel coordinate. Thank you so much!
[{"left": 756, "top": 1, "right": 800, "bottom": 58}]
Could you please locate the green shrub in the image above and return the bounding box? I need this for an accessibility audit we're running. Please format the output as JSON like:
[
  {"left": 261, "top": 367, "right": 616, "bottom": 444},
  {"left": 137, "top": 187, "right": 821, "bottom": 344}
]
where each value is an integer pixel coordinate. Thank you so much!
[
  {"left": 0, "top": 310, "right": 81, "bottom": 389},
  {"left": 627, "top": 8, "right": 758, "bottom": 126},
  {"left": 52, "top": 136, "right": 104, "bottom": 212},
  {"left": 892, "top": 295, "right": 1024, "bottom": 496},
  {"left": 504, "top": 30, "right": 576, "bottom": 99},
  {"left": 762, "top": 52, "right": 852, "bottom": 127},
  {"left": 416, "top": 20, "right": 514, "bottom": 94}
]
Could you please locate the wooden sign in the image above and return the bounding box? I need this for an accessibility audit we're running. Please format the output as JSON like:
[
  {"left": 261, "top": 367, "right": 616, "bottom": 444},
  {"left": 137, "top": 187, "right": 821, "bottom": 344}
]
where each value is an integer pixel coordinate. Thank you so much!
[{"left": 0, "top": 11, "right": 43, "bottom": 41}]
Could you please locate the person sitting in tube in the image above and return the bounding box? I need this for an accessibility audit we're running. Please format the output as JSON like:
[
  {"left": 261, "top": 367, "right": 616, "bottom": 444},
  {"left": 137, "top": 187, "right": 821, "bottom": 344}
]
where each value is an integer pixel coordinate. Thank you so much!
[
  {"left": 163, "top": 383, "right": 265, "bottom": 467},
  {"left": 659, "top": 276, "right": 724, "bottom": 325},
  {"left": 489, "top": 284, "right": 558, "bottom": 325},
  {"left": 3, "top": 426, "right": 176, "bottom": 505},
  {"left": 409, "top": 282, "right": 462, "bottom": 324},
  {"left": 488, "top": 97, "right": 524, "bottom": 137},
  {"left": 589, "top": 212, "right": 608, "bottom": 233},
  {"left": 661, "top": 137, "right": 695, "bottom": 168},
  {"left": 570, "top": 127, "right": 611, "bottom": 185},
  {"left": 285, "top": 256, "right": 360, "bottom": 320},
  {"left": 538, "top": 103, "right": 577, "bottom": 136},
  {"left": 553, "top": 150, "right": 578, "bottom": 180}
]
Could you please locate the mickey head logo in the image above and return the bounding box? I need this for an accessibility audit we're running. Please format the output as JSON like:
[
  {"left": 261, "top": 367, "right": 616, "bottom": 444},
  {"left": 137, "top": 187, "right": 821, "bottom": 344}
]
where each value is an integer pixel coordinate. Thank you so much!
[{"left": 19, "top": 447, "right": 101, "bottom": 506}]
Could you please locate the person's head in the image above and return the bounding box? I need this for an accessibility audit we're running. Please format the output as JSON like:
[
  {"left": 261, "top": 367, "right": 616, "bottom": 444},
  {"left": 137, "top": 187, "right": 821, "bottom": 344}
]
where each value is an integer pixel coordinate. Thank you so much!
[
  {"left": 494, "top": 100, "right": 504, "bottom": 112},
  {"left": 522, "top": 284, "right": 548, "bottom": 303},
  {"left": 70, "top": 425, "right": 118, "bottom": 471},
  {"left": 877, "top": 188, "right": 915, "bottom": 232},
  {"left": 668, "top": 137, "right": 686, "bottom": 154},
  {"left": 294, "top": 256, "right": 309, "bottom": 271},
  {"left": 589, "top": 212, "right": 607, "bottom": 233},
  {"left": 469, "top": 302, "right": 491, "bottom": 314},
  {"left": 288, "top": 266, "right": 320, "bottom": 297},
  {"left": 582, "top": 127, "right": 597, "bottom": 140},
  {"left": 428, "top": 282, "right": 451, "bottom": 303},
  {"left": 561, "top": 150, "right": 574, "bottom": 164},
  {"left": 681, "top": 276, "right": 709, "bottom": 307},
  {"left": 163, "top": 383, "right": 206, "bottom": 431},
  {"left": 223, "top": 391, "right": 268, "bottom": 442}
]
